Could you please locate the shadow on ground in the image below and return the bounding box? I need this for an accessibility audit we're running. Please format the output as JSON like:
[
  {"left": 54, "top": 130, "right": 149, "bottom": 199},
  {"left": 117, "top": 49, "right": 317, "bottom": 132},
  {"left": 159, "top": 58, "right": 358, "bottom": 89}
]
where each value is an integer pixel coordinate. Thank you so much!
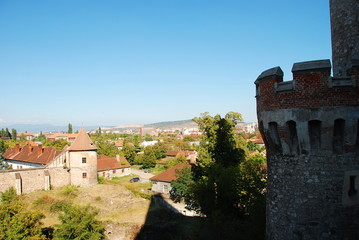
[{"left": 134, "top": 194, "right": 264, "bottom": 240}]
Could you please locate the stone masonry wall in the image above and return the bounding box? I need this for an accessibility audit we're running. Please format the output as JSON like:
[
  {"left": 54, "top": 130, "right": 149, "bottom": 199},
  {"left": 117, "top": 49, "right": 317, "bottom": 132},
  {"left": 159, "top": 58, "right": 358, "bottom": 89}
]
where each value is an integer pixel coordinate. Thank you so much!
[
  {"left": 330, "top": 0, "right": 359, "bottom": 76},
  {"left": 256, "top": 59, "right": 359, "bottom": 239},
  {"left": 0, "top": 167, "right": 70, "bottom": 194}
]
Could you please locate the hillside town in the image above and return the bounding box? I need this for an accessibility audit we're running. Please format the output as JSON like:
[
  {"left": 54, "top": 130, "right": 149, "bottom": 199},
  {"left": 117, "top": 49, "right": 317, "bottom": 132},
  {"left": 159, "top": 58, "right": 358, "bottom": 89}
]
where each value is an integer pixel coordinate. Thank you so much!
[{"left": 1, "top": 0, "right": 358, "bottom": 239}]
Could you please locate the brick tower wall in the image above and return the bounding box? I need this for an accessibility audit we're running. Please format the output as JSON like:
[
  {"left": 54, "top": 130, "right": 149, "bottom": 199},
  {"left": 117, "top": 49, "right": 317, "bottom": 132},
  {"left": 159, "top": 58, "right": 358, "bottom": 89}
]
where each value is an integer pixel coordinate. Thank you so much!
[{"left": 256, "top": 61, "right": 359, "bottom": 239}]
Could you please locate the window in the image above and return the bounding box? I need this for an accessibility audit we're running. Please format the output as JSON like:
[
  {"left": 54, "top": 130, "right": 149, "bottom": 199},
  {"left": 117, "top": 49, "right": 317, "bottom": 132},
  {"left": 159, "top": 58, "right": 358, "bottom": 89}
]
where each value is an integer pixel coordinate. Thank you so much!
[
  {"left": 82, "top": 157, "right": 86, "bottom": 163},
  {"left": 82, "top": 172, "right": 87, "bottom": 178},
  {"left": 102, "top": 172, "right": 105, "bottom": 177},
  {"left": 113, "top": 170, "right": 116, "bottom": 174},
  {"left": 333, "top": 119, "right": 345, "bottom": 154},
  {"left": 308, "top": 120, "right": 321, "bottom": 154},
  {"left": 348, "top": 176, "right": 357, "bottom": 197},
  {"left": 122, "top": 169, "right": 124, "bottom": 173},
  {"left": 286, "top": 121, "right": 299, "bottom": 155},
  {"left": 268, "top": 122, "right": 282, "bottom": 153}
]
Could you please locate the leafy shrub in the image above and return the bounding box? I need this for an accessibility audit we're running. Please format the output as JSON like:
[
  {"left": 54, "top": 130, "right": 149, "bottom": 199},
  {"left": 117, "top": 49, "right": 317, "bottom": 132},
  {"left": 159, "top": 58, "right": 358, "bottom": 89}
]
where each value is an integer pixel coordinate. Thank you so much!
[
  {"left": 54, "top": 204, "right": 106, "bottom": 240},
  {"left": 61, "top": 185, "right": 79, "bottom": 197},
  {"left": 50, "top": 200, "right": 71, "bottom": 213},
  {"left": 97, "top": 176, "right": 104, "bottom": 184},
  {"left": 34, "top": 195, "right": 54, "bottom": 206}
]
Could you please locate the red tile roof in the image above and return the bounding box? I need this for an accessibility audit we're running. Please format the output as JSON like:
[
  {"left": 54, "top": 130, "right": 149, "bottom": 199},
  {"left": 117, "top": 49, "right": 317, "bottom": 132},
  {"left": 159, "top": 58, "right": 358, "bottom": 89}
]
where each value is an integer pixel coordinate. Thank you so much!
[
  {"left": 150, "top": 163, "right": 189, "bottom": 182},
  {"left": 97, "top": 154, "right": 130, "bottom": 171},
  {"left": 3, "top": 144, "right": 62, "bottom": 165},
  {"left": 68, "top": 128, "right": 97, "bottom": 151}
]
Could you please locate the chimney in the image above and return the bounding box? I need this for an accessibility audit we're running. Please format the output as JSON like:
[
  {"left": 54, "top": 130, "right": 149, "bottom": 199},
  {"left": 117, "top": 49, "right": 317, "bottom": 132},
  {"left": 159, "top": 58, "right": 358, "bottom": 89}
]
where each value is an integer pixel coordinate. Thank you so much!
[
  {"left": 116, "top": 154, "right": 120, "bottom": 162},
  {"left": 15, "top": 144, "right": 20, "bottom": 153},
  {"left": 38, "top": 145, "right": 43, "bottom": 156}
]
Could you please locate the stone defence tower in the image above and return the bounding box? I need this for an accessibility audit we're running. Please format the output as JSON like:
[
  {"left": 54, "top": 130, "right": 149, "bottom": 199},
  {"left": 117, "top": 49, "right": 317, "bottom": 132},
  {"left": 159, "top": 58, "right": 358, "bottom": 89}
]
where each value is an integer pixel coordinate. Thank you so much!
[
  {"left": 68, "top": 128, "right": 98, "bottom": 186},
  {"left": 330, "top": 0, "right": 359, "bottom": 77},
  {"left": 255, "top": 1, "right": 359, "bottom": 239}
]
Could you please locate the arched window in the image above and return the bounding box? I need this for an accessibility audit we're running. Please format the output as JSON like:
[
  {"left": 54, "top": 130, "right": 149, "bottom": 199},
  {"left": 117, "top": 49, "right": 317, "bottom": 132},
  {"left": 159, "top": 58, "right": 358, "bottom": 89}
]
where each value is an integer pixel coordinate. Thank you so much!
[
  {"left": 286, "top": 120, "right": 299, "bottom": 155},
  {"left": 308, "top": 120, "right": 321, "bottom": 154},
  {"left": 333, "top": 119, "right": 345, "bottom": 154},
  {"left": 268, "top": 122, "right": 282, "bottom": 153}
]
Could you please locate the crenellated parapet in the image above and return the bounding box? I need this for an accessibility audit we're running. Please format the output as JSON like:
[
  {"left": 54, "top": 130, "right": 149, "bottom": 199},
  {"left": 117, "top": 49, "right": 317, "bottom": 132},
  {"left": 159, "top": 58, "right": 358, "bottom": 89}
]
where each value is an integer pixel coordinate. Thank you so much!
[
  {"left": 256, "top": 60, "right": 359, "bottom": 158},
  {"left": 255, "top": 59, "right": 359, "bottom": 113}
]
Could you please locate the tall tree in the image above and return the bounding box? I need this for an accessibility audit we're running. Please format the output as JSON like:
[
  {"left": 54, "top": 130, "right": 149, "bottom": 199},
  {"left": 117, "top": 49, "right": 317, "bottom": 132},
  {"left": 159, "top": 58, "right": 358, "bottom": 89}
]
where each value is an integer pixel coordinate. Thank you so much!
[
  {"left": 68, "top": 123, "right": 73, "bottom": 134},
  {"left": 142, "top": 146, "right": 157, "bottom": 168},
  {"left": 11, "top": 129, "right": 17, "bottom": 140},
  {"left": 186, "top": 112, "right": 265, "bottom": 219},
  {"left": 122, "top": 142, "right": 137, "bottom": 164}
]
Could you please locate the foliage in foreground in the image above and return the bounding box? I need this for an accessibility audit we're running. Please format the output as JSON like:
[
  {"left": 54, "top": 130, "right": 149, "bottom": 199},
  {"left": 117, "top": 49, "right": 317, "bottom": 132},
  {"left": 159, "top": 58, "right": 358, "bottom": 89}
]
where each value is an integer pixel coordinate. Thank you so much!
[
  {"left": 0, "top": 187, "right": 46, "bottom": 240},
  {"left": 54, "top": 204, "right": 106, "bottom": 240}
]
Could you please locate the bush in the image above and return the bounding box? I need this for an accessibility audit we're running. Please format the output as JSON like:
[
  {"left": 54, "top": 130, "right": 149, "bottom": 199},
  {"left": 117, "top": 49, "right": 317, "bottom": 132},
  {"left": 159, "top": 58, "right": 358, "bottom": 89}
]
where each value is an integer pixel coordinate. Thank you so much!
[
  {"left": 97, "top": 176, "right": 104, "bottom": 184},
  {"left": 50, "top": 200, "right": 71, "bottom": 213},
  {"left": 61, "top": 185, "right": 79, "bottom": 197},
  {"left": 54, "top": 204, "right": 106, "bottom": 240}
]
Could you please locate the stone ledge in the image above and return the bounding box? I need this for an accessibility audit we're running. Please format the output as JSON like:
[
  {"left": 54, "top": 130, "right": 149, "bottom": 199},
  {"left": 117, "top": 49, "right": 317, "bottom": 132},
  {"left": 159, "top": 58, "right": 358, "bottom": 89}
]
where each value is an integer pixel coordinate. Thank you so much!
[
  {"left": 256, "top": 66, "right": 283, "bottom": 82},
  {"left": 276, "top": 81, "right": 294, "bottom": 92},
  {"left": 329, "top": 77, "right": 356, "bottom": 87},
  {"left": 292, "top": 59, "right": 331, "bottom": 72}
]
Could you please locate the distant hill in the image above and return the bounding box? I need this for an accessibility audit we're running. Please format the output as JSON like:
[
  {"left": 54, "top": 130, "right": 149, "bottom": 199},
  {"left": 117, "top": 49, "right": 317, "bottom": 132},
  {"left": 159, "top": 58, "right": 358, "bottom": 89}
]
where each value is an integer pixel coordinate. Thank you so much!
[
  {"left": 1, "top": 124, "right": 102, "bottom": 133},
  {"left": 145, "top": 119, "right": 197, "bottom": 129}
]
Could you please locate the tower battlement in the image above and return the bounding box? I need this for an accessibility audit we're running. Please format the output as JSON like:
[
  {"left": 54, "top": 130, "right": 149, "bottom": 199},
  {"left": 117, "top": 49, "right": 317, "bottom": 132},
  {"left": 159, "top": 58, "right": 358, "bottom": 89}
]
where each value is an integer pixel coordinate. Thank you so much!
[
  {"left": 256, "top": 1, "right": 359, "bottom": 238},
  {"left": 255, "top": 59, "right": 359, "bottom": 113}
]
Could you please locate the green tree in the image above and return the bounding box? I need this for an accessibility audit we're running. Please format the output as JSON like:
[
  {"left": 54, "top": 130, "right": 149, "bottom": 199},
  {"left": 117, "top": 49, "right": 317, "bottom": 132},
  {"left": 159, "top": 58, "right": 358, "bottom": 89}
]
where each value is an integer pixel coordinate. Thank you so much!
[
  {"left": 54, "top": 204, "right": 106, "bottom": 240},
  {"left": 68, "top": 123, "right": 73, "bottom": 134},
  {"left": 142, "top": 146, "right": 157, "bottom": 168},
  {"left": 166, "top": 152, "right": 187, "bottom": 168},
  {"left": 0, "top": 139, "right": 6, "bottom": 154},
  {"left": 144, "top": 134, "right": 153, "bottom": 141},
  {"left": 187, "top": 112, "right": 265, "bottom": 218},
  {"left": 152, "top": 142, "right": 167, "bottom": 160},
  {"left": 170, "top": 166, "right": 193, "bottom": 202},
  {"left": 0, "top": 188, "right": 46, "bottom": 240},
  {"left": 95, "top": 138, "right": 119, "bottom": 157},
  {"left": 35, "top": 132, "right": 47, "bottom": 143},
  {"left": 44, "top": 139, "right": 69, "bottom": 150},
  {"left": 11, "top": 128, "right": 17, "bottom": 140},
  {"left": 122, "top": 142, "right": 137, "bottom": 164}
]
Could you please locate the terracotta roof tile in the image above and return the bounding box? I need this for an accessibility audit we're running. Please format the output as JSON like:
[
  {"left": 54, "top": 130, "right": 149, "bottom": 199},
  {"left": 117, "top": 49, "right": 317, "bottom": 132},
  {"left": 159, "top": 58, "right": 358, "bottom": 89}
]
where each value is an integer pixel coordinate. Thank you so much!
[
  {"left": 68, "top": 128, "right": 97, "bottom": 151},
  {"left": 97, "top": 154, "right": 130, "bottom": 171},
  {"left": 3, "top": 144, "right": 62, "bottom": 165},
  {"left": 150, "top": 163, "right": 189, "bottom": 182}
]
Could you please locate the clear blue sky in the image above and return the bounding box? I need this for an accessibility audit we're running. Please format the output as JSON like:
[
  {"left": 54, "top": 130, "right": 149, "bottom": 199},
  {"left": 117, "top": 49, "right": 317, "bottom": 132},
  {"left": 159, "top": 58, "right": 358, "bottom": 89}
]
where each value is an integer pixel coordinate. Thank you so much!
[{"left": 0, "top": 0, "right": 331, "bottom": 127}]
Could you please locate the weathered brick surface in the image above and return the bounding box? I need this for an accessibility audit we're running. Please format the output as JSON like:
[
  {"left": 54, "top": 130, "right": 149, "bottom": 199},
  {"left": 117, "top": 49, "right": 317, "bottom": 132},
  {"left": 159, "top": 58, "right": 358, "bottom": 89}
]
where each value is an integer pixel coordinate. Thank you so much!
[{"left": 256, "top": 63, "right": 359, "bottom": 113}]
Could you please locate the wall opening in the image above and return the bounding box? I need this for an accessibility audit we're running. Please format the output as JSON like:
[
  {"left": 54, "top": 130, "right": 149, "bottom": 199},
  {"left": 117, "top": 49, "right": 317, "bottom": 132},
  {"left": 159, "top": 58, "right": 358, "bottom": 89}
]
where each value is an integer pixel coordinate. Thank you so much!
[
  {"left": 333, "top": 119, "right": 345, "bottom": 154},
  {"left": 308, "top": 120, "right": 321, "bottom": 154},
  {"left": 348, "top": 175, "right": 357, "bottom": 197},
  {"left": 268, "top": 122, "right": 282, "bottom": 153},
  {"left": 286, "top": 121, "right": 299, "bottom": 155}
]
